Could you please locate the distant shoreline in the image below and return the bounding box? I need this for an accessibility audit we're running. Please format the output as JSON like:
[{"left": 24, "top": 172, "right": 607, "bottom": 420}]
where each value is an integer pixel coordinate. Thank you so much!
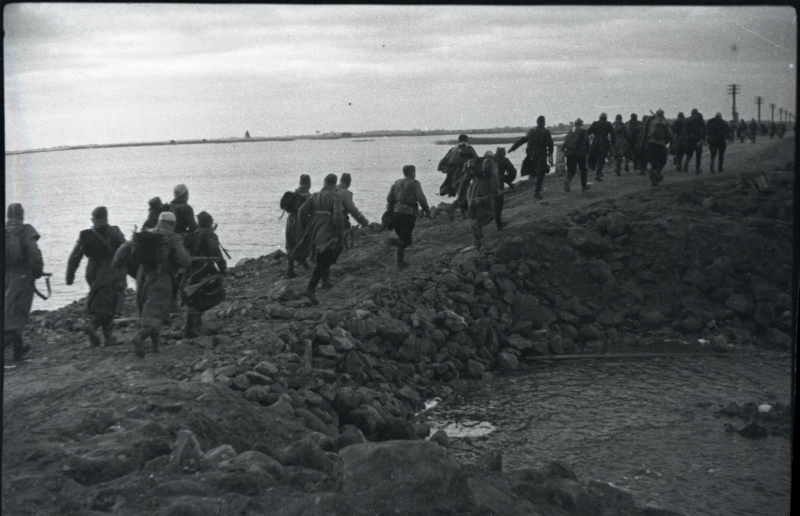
[{"left": 5, "top": 127, "right": 544, "bottom": 156}]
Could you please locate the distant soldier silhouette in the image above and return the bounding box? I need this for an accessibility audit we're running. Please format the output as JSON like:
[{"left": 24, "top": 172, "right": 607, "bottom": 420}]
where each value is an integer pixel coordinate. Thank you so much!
[
  {"left": 492, "top": 147, "right": 516, "bottom": 229},
  {"left": 461, "top": 152, "right": 500, "bottom": 249},
  {"left": 562, "top": 118, "right": 591, "bottom": 193},
  {"left": 737, "top": 119, "right": 748, "bottom": 143},
  {"left": 386, "top": 165, "right": 431, "bottom": 269},
  {"left": 747, "top": 119, "right": 758, "bottom": 143},
  {"left": 169, "top": 184, "right": 198, "bottom": 235},
  {"left": 66, "top": 206, "right": 127, "bottom": 348},
  {"left": 625, "top": 114, "right": 643, "bottom": 172},
  {"left": 671, "top": 112, "right": 686, "bottom": 170},
  {"left": 5, "top": 203, "right": 44, "bottom": 362},
  {"left": 706, "top": 113, "right": 729, "bottom": 174},
  {"left": 143, "top": 197, "right": 170, "bottom": 230},
  {"left": 612, "top": 114, "right": 630, "bottom": 176},
  {"left": 586, "top": 113, "right": 615, "bottom": 182},
  {"left": 683, "top": 108, "right": 706, "bottom": 174},
  {"left": 643, "top": 109, "right": 673, "bottom": 186},
  {"left": 182, "top": 211, "right": 227, "bottom": 338},
  {"left": 508, "top": 115, "right": 554, "bottom": 200},
  {"left": 285, "top": 175, "right": 312, "bottom": 279},
  {"left": 437, "top": 134, "right": 478, "bottom": 197}
]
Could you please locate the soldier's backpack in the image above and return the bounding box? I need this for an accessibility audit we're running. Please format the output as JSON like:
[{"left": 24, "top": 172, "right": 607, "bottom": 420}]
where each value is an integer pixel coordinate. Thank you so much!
[
  {"left": 280, "top": 191, "right": 306, "bottom": 214},
  {"left": 5, "top": 226, "right": 25, "bottom": 267},
  {"left": 562, "top": 129, "right": 581, "bottom": 153},
  {"left": 130, "top": 231, "right": 166, "bottom": 268},
  {"left": 648, "top": 118, "right": 669, "bottom": 142}
]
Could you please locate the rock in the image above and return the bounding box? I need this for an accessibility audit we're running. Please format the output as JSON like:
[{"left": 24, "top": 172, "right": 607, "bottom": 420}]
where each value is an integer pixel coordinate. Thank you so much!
[
  {"left": 476, "top": 450, "right": 503, "bottom": 472},
  {"left": 331, "top": 336, "right": 355, "bottom": 353},
  {"left": 243, "top": 386, "right": 272, "bottom": 404},
  {"left": 254, "top": 361, "right": 278, "bottom": 377},
  {"left": 548, "top": 335, "right": 565, "bottom": 355},
  {"left": 587, "top": 259, "right": 613, "bottom": 283},
  {"left": 219, "top": 450, "right": 283, "bottom": 476},
  {"left": 605, "top": 212, "right": 627, "bottom": 237},
  {"left": 374, "top": 316, "right": 411, "bottom": 346},
  {"left": 245, "top": 371, "right": 271, "bottom": 386},
  {"left": 683, "top": 268, "right": 710, "bottom": 290},
  {"left": 278, "top": 437, "right": 333, "bottom": 475},
  {"left": 335, "top": 441, "right": 471, "bottom": 515},
  {"left": 304, "top": 432, "right": 334, "bottom": 452},
  {"left": 578, "top": 324, "right": 605, "bottom": 341},
  {"left": 295, "top": 407, "right": 331, "bottom": 435},
  {"left": 268, "top": 305, "right": 294, "bottom": 319},
  {"left": 323, "top": 310, "right": 345, "bottom": 327},
  {"left": 347, "top": 318, "right": 379, "bottom": 339},
  {"left": 507, "top": 334, "right": 533, "bottom": 351},
  {"left": 415, "top": 423, "right": 431, "bottom": 439},
  {"left": 396, "top": 384, "right": 422, "bottom": 406},
  {"left": 530, "top": 340, "right": 549, "bottom": 356},
  {"left": 639, "top": 310, "right": 667, "bottom": 329},
  {"left": 447, "top": 291, "right": 475, "bottom": 304},
  {"left": 348, "top": 405, "right": 385, "bottom": 436},
  {"left": 396, "top": 336, "right": 423, "bottom": 362},
  {"left": 203, "top": 445, "right": 237, "bottom": 468},
  {"left": 315, "top": 327, "right": 331, "bottom": 343},
  {"left": 231, "top": 374, "right": 251, "bottom": 391},
  {"left": 380, "top": 417, "right": 417, "bottom": 440},
  {"left": 596, "top": 310, "right": 623, "bottom": 327},
  {"left": 753, "top": 302, "right": 774, "bottom": 329},
  {"left": 566, "top": 226, "right": 612, "bottom": 255},
  {"left": 512, "top": 293, "right": 539, "bottom": 323},
  {"left": 332, "top": 425, "right": 366, "bottom": 452},
  {"left": 725, "top": 294, "right": 754, "bottom": 317},
  {"left": 432, "top": 273, "right": 462, "bottom": 289},
  {"left": 702, "top": 196, "right": 720, "bottom": 212},
  {"left": 737, "top": 420, "right": 768, "bottom": 439},
  {"left": 343, "top": 351, "right": 366, "bottom": 376},
  {"left": 497, "top": 352, "right": 520, "bottom": 370},
  {"left": 430, "top": 429, "right": 450, "bottom": 448},
  {"left": 265, "top": 394, "right": 295, "bottom": 418},
  {"left": 765, "top": 328, "right": 791, "bottom": 349},
  {"left": 275, "top": 286, "right": 299, "bottom": 302},
  {"left": 316, "top": 344, "right": 338, "bottom": 358},
  {"left": 334, "top": 387, "right": 363, "bottom": 414},
  {"left": 678, "top": 317, "right": 703, "bottom": 333},
  {"left": 466, "top": 359, "right": 486, "bottom": 377},
  {"left": 171, "top": 429, "right": 204, "bottom": 470}
]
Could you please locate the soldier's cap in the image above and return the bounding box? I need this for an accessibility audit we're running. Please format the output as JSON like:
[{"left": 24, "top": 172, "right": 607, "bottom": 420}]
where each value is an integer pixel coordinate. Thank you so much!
[
  {"left": 656, "top": 109, "right": 665, "bottom": 117},
  {"left": 715, "top": 112, "right": 723, "bottom": 118},
  {"left": 156, "top": 211, "right": 176, "bottom": 230},
  {"left": 339, "top": 172, "right": 352, "bottom": 186},
  {"left": 173, "top": 184, "right": 189, "bottom": 197},
  {"left": 324, "top": 173, "right": 338, "bottom": 186},
  {"left": 299, "top": 174, "right": 311, "bottom": 186},
  {"left": 148, "top": 196, "right": 163, "bottom": 208},
  {"left": 536, "top": 115, "right": 546, "bottom": 126},
  {"left": 197, "top": 211, "right": 213, "bottom": 228},
  {"left": 575, "top": 118, "right": 583, "bottom": 126},
  {"left": 599, "top": 113, "right": 607, "bottom": 120},
  {"left": 484, "top": 151, "right": 494, "bottom": 158},
  {"left": 691, "top": 108, "right": 699, "bottom": 115},
  {"left": 91, "top": 206, "right": 108, "bottom": 221},
  {"left": 7, "top": 203, "right": 24, "bottom": 220},
  {"left": 677, "top": 112, "right": 684, "bottom": 118},
  {"left": 496, "top": 147, "right": 506, "bottom": 156},
  {"left": 458, "top": 134, "right": 469, "bottom": 142},
  {"left": 615, "top": 114, "right": 622, "bottom": 121},
  {"left": 402, "top": 165, "right": 416, "bottom": 176},
  {"left": 631, "top": 113, "right": 638, "bottom": 119}
]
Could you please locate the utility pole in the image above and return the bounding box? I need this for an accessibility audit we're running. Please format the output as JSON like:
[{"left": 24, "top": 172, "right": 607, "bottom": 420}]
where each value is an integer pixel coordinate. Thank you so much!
[
  {"left": 779, "top": 107, "right": 783, "bottom": 122},
  {"left": 754, "top": 96, "right": 763, "bottom": 123},
  {"left": 770, "top": 103, "right": 775, "bottom": 123},
  {"left": 727, "top": 84, "right": 740, "bottom": 121}
]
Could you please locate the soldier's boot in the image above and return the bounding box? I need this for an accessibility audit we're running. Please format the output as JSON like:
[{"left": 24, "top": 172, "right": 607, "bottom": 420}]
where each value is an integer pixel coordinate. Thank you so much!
[
  {"left": 287, "top": 259, "right": 298, "bottom": 279},
  {"left": 397, "top": 247, "right": 409, "bottom": 270},
  {"left": 534, "top": 191, "right": 543, "bottom": 200},
  {"left": 10, "top": 332, "right": 29, "bottom": 361},
  {"left": 102, "top": 324, "right": 116, "bottom": 347},
  {"left": 710, "top": 163, "right": 715, "bottom": 174},
  {"left": 151, "top": 330, "right": 161, "bottom": 354},
  {"left": 184, "top": 312, "right": 199, "bottom": 339},
  {"left": 85, "top": 321, "right": 102, "bottom": 348},
  {"left": 321, "top": 269, "right": 334, "bottom": 290},
  {"left": 131, "top": 328, "right": 148, "bottom": 359},
  {"left": 303, "top": 288, "right": 320, "bottom": 306}
]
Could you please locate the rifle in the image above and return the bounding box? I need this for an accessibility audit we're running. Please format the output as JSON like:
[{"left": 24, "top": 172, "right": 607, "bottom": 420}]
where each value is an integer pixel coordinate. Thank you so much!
[{"left": 34, "top": 272, "right": 52, "bottom": 301}]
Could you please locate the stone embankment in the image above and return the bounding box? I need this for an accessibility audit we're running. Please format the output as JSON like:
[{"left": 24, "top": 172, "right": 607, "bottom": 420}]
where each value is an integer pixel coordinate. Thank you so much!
[{"left": 4, "top": 158, "right": 793, "bottom": 515}]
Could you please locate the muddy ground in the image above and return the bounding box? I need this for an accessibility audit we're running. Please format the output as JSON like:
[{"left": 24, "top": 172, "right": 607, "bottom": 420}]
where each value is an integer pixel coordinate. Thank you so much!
[{"left": 3, "top": 136, "right": 795, "bottom": 516}]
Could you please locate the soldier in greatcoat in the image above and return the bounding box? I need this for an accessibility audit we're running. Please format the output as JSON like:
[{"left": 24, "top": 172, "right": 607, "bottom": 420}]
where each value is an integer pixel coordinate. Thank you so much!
[
  {"left": 437, "top": 134, "right": 478, "bottom": 198},
  {"left": 66, "top": 206, "right": 127, "bottom": 348},
  {"left": 460, "top": 152, "right": 500, "bottom": 249},
  {"left": 705, "top": 112, "right": 730, "bottom": 174},
  {"left": 289, "top": 174, "right": 346, "bottom": 306},
  {"left": 508, "top": 116, "right": 554, "bottom": 200},
  {"left": 286, "top": 175, "right": 312, "bottom": 279},
  {"left": 492, "top": 147, "right": 516, "bottom": 229},
  {"left": 586, "top": 113, "right": 616, "bottom": 182},
  {"left": 612, "top": 114, "right": 630, "bottom": 176},
  {"left": 683, "top": 108, "right": 706, "bottom": 174},
  {"left": 4, "top": 203, "right": 44, "bottom": 362},
  {"left": 182, "top": 211, "right": 227, "bottom": 338},
  {"left": 386, "top": 165, "right": 431, "bottom": 269},
  {"left": 112, "top": 211, "right": 191, "bottom": 358}
]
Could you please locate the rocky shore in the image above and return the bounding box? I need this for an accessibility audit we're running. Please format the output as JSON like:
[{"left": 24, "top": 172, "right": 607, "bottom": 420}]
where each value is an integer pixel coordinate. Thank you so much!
[{"left": 3, "top": 139, "right": 793, "bottom": 516}]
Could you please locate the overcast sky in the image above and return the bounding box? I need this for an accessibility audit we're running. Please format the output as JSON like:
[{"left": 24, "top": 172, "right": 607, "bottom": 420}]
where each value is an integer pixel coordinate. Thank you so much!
[{"left": 4, "top": 4, "right": 796, "bottom": 151}]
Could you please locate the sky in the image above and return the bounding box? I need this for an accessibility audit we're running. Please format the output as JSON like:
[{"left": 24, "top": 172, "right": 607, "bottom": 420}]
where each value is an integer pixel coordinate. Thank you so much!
[{"left": 4, "top": 4, "right": 797, "bottom": 152}]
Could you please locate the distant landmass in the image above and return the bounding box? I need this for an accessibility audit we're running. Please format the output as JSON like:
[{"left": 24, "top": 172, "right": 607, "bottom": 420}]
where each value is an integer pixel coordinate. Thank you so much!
[{"left": 5, "top": 125, "right": 575, "bottom": 156}]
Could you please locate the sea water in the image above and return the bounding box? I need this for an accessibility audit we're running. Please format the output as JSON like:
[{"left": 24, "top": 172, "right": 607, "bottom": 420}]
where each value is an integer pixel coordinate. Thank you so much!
[{"left": 6, "top": 133, "right": 545, "bottom": 310}]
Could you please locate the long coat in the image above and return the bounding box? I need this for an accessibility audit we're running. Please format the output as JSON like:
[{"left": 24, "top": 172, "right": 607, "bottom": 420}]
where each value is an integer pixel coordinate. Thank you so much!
[
  {"left": 112, "top": 226, "right": 190, "bottom": 328},
  {"left": 183, "top": 228, "right": 227, "bottom": 312},
  {"left": 438, "top": 144, "right": 478, "bottom": 197},
  {"left": 288, "top": 185, "right": 346, "bottom": 263},
  {"left": 66, "top": 225, "right": 127, "bottom": 316},
  {"left": 169, "top": 198, "right": 198, "bottom": 234},
  {"left": 4, "top": 219, "right": 44, "bottom": 333},
  {"left": 460, "top": 160, "right": 499, "bottom": 224},
  {"left": 285, "top": 186, "right": 311, "bottom": 254}
]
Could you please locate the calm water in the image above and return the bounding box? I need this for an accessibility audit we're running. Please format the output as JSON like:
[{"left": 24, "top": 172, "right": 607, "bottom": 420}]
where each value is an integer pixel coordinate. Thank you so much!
[
  {"left": 424, "top": 352, "right": 793, "bottom": 516},
  {"left": 6, "top": 133, "right": 536, "bottom": 310}
]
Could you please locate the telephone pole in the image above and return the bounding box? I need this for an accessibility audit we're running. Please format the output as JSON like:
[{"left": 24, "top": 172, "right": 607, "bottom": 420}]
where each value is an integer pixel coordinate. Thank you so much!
[
  {"left": 754, "top": 96, "right": 763, "bottom": 123},
  {"left": 727, "top": 84, "right": 740, "bottom": 121},
  {"left": 779, "top": 107, "right": 783, "bottom": 122},
  {"left": 770, "top": 103, "right": 775, "bottom": 123}
]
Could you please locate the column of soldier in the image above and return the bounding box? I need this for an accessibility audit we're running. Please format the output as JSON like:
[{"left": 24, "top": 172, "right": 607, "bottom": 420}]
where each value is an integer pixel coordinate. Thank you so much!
[
  {"left": 5, "top": 184, "right": 227, "bottom": 362},
  {"left": 5, "top": 111, "right": 788, "bottom": 362}
]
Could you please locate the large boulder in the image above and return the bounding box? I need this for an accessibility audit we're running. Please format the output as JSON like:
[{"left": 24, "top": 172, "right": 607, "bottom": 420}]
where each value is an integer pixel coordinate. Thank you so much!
[
  {"left": 725, "top": 294, "right": 754, "bottom": 317},
  {"left": 605, "top": 212, "right": 628, "bottom": 237},
  {"left": 374, "top": 316, "right": 411, "bottom": 346},
  {"left": 566, "top": 227, "right": 612, "bottom": 255},
  {"left": 334, "top": 441, "right": 471, "bottom": 514},
  {"left": 278, "top": 437, "right": 334, "bottom": 475}
]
